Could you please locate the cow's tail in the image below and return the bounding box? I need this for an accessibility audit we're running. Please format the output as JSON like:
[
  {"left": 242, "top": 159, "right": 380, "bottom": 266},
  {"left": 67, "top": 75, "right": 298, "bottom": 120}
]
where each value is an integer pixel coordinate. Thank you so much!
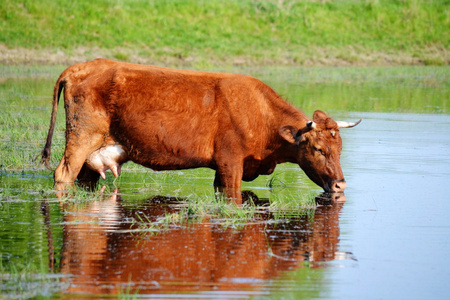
[{"left": 40, "top": 75, "right": 65, "bottom": 170}]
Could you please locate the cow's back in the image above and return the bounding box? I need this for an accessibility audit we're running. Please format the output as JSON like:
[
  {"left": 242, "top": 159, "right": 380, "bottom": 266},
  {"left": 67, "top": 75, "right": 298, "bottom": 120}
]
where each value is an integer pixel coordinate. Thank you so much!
[{"left": 100, "top": 63, "right": 289, "bottom": 171}]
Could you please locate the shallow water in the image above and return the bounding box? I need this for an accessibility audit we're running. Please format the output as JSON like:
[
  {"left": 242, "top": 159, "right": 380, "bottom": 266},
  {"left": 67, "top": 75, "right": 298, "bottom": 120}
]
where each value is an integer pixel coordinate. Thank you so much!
[
  {"left": 332, "top": 112, "right": 450, "bottom": 300},
  {"left": 1, "top": 66, "right": 450, "bottom": 299}
]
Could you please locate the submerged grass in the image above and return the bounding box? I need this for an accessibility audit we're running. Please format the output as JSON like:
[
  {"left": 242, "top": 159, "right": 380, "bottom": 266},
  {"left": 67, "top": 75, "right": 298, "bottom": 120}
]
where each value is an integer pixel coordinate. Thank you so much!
[
  {"left": 131, "top": 195, "right": 255, "bottom": 232},
  {"left": 130, "top": 188, "right": 316, "bottom": 237},
  {"left": 0, "top": 259, "right": 69, "bottom": 299}
]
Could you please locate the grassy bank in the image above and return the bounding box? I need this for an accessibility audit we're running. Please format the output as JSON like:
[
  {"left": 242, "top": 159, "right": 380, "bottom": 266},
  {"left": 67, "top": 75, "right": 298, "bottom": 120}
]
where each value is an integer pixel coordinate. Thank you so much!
[{"left": 0, "top": 0, "right": 448, "bottom": 66}]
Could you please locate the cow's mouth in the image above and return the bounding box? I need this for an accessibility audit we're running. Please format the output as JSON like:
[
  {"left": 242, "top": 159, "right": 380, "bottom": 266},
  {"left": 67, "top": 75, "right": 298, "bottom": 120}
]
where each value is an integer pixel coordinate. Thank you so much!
[{"left": 324, "top": 179, "right": 346, "bottom": 193}]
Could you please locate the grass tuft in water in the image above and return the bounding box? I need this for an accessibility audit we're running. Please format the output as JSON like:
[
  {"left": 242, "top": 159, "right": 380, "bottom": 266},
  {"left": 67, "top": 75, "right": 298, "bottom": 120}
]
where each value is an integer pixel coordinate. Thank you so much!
[
  {"left": 266, "top": 173, "right": 287, "bottom": 189},
  {"left": 130, "top": 189, "right": 316, "bottom": 236},
  {"left": 117, "top": 283, "right": 139, "bottom": 300},
  {"left": 57, "top": 183, "right": 112, "bottom": 202}
]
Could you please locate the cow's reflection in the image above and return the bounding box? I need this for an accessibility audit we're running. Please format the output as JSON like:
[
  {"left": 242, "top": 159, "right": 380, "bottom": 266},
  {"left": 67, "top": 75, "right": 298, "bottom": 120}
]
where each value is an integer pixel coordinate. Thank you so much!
[{"left": 58, "top": 190, "right": 348, "bottom": 295}]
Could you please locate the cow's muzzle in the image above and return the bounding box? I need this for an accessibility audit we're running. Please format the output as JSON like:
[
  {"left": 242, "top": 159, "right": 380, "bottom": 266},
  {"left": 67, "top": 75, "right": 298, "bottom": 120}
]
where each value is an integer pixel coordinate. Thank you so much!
[{"left": 327, "top": 179, "right": 346, "bottom": 193}]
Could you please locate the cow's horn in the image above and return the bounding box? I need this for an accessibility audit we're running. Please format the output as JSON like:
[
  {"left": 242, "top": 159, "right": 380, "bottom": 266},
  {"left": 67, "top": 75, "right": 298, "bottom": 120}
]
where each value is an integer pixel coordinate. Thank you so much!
[
  {"left": 336, "top": 119, "right": 362, "bottom": 128},
  {"left": 307, "top": 121, "right": 317, "bottom": 129}
]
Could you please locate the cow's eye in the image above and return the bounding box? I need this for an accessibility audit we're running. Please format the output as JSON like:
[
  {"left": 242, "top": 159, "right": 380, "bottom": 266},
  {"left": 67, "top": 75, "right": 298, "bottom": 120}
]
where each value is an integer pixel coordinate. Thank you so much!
[{"left": 314, "top": 146, "right": 324, "bottom": 155}]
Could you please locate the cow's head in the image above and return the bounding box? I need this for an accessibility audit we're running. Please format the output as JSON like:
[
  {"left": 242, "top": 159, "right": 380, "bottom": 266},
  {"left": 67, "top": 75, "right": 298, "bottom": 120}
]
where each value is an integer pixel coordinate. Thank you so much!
[{"left": 280, "top": 110, "right": 361, "bottom": 193}]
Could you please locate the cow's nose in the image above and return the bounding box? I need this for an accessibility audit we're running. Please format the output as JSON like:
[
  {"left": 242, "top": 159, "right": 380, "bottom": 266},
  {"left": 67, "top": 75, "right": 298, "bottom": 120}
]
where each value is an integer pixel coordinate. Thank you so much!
[{"left": 331, "top": 179, "right": 346, "bottom": 193}]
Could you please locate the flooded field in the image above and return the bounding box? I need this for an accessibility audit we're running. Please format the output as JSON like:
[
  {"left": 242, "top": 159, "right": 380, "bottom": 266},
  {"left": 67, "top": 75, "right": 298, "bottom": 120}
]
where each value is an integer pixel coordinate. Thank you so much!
[{"left": 1, "top": 65, "right": 449, "bottom": 299}]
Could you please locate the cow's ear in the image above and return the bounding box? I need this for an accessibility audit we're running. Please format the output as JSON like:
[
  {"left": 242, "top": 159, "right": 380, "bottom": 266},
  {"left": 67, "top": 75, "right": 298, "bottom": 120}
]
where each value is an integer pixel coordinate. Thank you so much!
[
  {"left": 313, "top": 110, "right": 328, "bottom": 123},
  {"left": 279, "top": 126, "right": 298, "bottom": 144}
]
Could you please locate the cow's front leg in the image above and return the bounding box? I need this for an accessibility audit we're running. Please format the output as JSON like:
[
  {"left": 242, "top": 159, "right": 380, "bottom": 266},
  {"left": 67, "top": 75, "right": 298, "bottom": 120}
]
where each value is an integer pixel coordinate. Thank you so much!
[{"left": 214, "top": 163, "right": 243, "bottom": 205}]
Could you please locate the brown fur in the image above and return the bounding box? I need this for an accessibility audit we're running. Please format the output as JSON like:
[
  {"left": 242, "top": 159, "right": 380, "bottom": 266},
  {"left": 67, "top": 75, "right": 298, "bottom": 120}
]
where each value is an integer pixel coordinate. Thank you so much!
[{"left": 41, "top": 59, "right": 351, "bottom": 200}]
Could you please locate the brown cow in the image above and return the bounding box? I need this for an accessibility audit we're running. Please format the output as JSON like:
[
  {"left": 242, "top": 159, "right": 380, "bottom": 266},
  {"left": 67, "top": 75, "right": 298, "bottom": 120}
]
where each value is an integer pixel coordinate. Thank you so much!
[{"left": 41, "top": 59, "right": 360, "bottom": 201}]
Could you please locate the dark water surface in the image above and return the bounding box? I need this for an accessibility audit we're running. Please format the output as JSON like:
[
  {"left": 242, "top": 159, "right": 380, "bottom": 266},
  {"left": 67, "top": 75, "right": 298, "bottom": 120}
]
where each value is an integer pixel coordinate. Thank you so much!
[{"left": 1, "top": 66, "right": 449, "bottom": 299}]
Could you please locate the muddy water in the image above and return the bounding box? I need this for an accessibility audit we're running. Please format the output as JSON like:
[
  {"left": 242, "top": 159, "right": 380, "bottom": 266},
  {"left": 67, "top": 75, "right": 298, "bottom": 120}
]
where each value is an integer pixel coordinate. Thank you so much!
[{"left": 1, "top": 66, "right": 450, "bottom": 299}]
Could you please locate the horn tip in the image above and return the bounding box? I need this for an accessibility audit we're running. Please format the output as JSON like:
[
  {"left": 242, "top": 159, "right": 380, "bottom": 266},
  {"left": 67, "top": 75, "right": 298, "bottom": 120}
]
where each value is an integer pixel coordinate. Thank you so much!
[{"left": 337, "top": 119, "right": 362, "bottom": 128}]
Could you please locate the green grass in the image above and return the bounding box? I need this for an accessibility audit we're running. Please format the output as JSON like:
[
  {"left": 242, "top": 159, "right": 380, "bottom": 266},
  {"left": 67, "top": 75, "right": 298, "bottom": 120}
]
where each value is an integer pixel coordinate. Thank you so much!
[
  {"left": 0, "top": 77, "right": 65, "bottom": 170},
  {"left": 0, "top": 0, "right": 448, "bottom": 66}
]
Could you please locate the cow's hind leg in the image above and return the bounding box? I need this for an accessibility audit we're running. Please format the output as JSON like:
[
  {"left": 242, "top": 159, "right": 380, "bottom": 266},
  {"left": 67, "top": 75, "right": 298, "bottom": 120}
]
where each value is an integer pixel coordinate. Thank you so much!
[{"left": 54, "top": 134, "right": 104, "bottom": 192}]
